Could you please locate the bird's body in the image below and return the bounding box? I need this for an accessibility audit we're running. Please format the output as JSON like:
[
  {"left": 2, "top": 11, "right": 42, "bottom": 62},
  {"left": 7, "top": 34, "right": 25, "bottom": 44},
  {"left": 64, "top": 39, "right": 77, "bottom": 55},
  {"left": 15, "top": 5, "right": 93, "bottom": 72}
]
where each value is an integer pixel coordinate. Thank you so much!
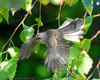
[{"left": 19, "top": 18, "right": 84, "bottom": 72}]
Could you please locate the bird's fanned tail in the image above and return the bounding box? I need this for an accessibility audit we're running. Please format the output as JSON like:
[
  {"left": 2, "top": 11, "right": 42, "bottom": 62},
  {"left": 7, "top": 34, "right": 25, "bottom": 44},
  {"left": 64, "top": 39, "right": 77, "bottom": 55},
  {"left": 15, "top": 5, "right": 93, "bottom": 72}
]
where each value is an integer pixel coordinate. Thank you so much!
[{"left": 58, "top": 18, "right": 84, "bottom": 42}]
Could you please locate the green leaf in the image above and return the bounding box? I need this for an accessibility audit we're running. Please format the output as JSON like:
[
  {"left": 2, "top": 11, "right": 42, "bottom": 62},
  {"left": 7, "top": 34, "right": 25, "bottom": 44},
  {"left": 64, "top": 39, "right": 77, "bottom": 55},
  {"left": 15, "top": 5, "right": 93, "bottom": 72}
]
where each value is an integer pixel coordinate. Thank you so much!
[
  {"left": 85, "top": 16, "right": 93, "bottom": 34},
  {"left": 8, "top": 0, "right": 24, "bottom": 14},
  {"left": 0, "top": 53, "right": 2, "bottom": 63},
  {"left": 23, "top": 0, "right": 32, "bottom": 12},
  {"left": 0, "top": 0, "right": 10, "bottom": 23},
  {"left": 35, "top": 41, "right": 41, "bottom": 54},
  {"left": 8, "top": 47, "right": 19, "bottom": 58},
  {"left": 82, "top": 0, "right": 93, "bottom": 15},
  {"left": 53, "top": 67, "right": 67, "bottom": 80},
  {"left": 0, "top": 16, "right": 3, "bottom": 23},
  {"left": 67, "top": 44, "right": 80, "bottom": 65},
  {"left": 0, "top": 6, "right": 9, "bottom": 23},
  {"left": 20, "top": 26, "right": 34, "bottom": 42},
  {"left": 75, "top": 74, "right": 86, "bottom": 80},
  {"left": 78, "top": 50, "right": 93, "bottom": 75},
  {"left": 0, "top": 58, "right": 18, "bottom": 79},
  {"left": 65, "top": 0, "right": 79, "bottom": 6},
  {"left": 81, "top": 39, "right": 91, "bottom": 50},
  {"left": 35, "top": 18, "right": 43, "bottom": 27}
]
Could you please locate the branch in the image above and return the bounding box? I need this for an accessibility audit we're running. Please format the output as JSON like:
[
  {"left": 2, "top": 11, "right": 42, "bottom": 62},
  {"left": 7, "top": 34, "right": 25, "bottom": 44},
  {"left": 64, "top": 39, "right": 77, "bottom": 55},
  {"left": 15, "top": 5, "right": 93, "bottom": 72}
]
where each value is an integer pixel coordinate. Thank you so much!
[
  {"left": 83, "top": 11, "right": 87, "bottom": 31},
  {"left": 37, "top": 2, "right": 41, "bottom": 33},
  {"left": 97, "top": 60, "right": 100, "bottom": 79},
  {"left": 93, "top": 13, "right": 100, "bottom": 18},
  {"left": 57, "top": 1, "right": 63, "bottom": 28},
  {"left": 90, "top": 30, "right": 100, "bottom": 41},
  {"left": 1, "top": 0, "right": 38, "bottom": 53}
]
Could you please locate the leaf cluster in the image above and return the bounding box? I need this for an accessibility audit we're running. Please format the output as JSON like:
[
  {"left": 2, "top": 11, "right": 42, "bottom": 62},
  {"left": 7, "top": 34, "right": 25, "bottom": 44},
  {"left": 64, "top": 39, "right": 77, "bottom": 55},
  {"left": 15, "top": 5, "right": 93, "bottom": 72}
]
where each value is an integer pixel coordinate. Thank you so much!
[{"left": 0, "top": 0, "right": 100, "bottom": 80}]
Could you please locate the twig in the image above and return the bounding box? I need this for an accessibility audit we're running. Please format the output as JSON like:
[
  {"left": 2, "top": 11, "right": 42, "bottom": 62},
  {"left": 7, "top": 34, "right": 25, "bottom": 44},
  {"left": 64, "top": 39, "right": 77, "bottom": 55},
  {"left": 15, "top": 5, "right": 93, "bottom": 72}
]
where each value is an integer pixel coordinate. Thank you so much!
[
  {"left": 4, "top": 53, "right": 8, "bottom": 61},
  {"left": 2, "top": 50, "right": 8, "bottom": 54},
  {"left": 39, "top": 2, "right": 41, "bottom": 19},
  {"left": 97, "top": 60, "right": 100, "bottom": 79},
  {"left": 37, "top": 2, "right": 41, "bottom": 33},
  {"left": 93, "top": 13, "right": 100, "bottom": 18},
  {"left": 57, "top": 1, "right": 63, "bottom": 28},
  {"left": 66, "top": 65, "right": 79, "bottom": 80},
  {"left": 90, "top": 30, "right": 100, "bottom": 41},
  {"left": 1, "top": 0, "right": 38, "bottom": 53},
  {"left": 87, "top": 60, "right": 100, "bottom": 80},
  {"left": 83, "top": 11, "right": 87, "bottom": 31}
]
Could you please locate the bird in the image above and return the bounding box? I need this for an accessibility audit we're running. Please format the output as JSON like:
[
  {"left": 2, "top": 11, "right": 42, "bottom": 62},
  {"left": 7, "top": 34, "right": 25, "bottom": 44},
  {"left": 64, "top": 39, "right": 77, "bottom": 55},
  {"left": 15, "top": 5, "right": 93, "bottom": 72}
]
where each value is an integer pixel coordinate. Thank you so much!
[{"left": 18, "top": 18, "right": 84, "bottom": 72}]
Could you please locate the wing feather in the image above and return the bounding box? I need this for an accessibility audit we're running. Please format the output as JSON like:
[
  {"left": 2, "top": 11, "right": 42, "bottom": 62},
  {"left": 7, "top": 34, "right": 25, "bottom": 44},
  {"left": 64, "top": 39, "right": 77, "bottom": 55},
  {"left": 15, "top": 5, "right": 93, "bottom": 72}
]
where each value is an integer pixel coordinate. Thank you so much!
[
  {"left": 44, "top": 36, "right": 69, "bottom": 72},
  {"left": 18, "top": 37, "right": 36, "bottom": 60}
]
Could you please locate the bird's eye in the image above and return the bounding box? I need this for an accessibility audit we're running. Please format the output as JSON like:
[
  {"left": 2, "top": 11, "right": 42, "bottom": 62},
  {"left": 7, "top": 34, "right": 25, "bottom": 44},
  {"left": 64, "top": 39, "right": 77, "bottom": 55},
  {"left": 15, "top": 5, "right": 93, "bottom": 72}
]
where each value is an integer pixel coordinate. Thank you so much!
[
  {"left": 38, "top": 35, "right": 42, "bottom": 38},
  {"left": 37, "top": 34, "right": 42, "bottom": 39}
]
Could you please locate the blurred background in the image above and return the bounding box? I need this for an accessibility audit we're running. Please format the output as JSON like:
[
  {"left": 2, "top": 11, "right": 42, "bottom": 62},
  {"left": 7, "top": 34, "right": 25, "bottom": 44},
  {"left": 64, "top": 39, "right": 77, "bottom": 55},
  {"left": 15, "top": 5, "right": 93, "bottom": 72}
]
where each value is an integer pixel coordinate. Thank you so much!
[{"left": 0, "top": 0, "right": 100, "bottom": 79}]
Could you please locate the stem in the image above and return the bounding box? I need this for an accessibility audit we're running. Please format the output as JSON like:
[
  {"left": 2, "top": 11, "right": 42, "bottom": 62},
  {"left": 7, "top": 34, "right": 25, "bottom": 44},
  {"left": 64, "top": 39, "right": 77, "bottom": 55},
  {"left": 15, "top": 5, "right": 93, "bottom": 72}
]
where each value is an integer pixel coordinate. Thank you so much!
[
  {"left": 90, "top": 30, "right": 100, "bottom": 41},
  {"left": 39, "top": 2, "right": 41, "bottom": 19},
  {"left": 93, "top": 13, "right": 100, "bottom": 18},
  {"left": 1, "top": 0, "right": 38, "bottom": 53},
  {"left": 37, "top": 2, "right": 41, "bottom": 33},
  {"left": 83, "top": 11, "right": 87, "bottom": 31},
  {"left": 66, "top": 65, "right": 79, "bottom": 80},
  {"left": 57, "top": 1, "right": 63, "bottom": 28}
]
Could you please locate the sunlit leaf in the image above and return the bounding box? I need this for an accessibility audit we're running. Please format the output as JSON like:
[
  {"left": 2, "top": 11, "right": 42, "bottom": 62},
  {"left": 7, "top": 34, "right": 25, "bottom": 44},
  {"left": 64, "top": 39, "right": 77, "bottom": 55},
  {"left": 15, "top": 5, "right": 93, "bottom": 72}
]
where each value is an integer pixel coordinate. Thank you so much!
[
  {"left": 20, "top": 26, "right": 34, "bottom": 42},
  {"left": 8, "top": 47, "right": 19, "bottom": 58},
  {"left": 35, "top": 18, "right": 43, "bottom": 27},
  {"left": 0, "top": 53, "right": 2, "bottom": 63},
  {"left": 81, "top": 39, "right": 91, "bottom": 50},
  {"left": 67, "top": 44, "right": 80, "bottom": 65},
  {"left": 35, "top": 41, "right": 41, "bottom": 54},
  {"left": 23, "top": 0, "right": 32, "bottom": 12},
  {"left": 85, "top": 16, "right": 93, "bottom": 34},
  {"left": 65, "top": 0, "right": 79, "bottom": 6},
  {"left": 0, "top": 58, "right": 18, "bottom": 79},
  {"left": 82, "top": 0, "right": 93, "bottom": 15},
  {"left": 78, "top": 50, "right": 93, "bottom": 75}
]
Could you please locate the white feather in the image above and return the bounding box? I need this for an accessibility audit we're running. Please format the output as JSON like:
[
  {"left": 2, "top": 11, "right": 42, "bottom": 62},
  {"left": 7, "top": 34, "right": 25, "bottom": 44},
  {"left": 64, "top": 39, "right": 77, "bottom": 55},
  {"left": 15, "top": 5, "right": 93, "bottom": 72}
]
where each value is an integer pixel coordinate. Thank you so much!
[
  {"left": 63, "top": 30, "right": 84, "bottom": 42},
  {"left": 59, "top": 19, "right": 72, "bottom": 29}
]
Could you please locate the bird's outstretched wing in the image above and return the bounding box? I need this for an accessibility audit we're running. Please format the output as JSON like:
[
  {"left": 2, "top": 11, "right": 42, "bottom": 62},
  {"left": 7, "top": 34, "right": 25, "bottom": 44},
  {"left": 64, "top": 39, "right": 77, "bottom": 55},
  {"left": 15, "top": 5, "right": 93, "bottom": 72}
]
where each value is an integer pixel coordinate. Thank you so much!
[
  {"left": 44, "top": 35, "right": 69, "bottom": 72},
  {"left": 18, "top": 37, "right": 36, "bottom": 60}
]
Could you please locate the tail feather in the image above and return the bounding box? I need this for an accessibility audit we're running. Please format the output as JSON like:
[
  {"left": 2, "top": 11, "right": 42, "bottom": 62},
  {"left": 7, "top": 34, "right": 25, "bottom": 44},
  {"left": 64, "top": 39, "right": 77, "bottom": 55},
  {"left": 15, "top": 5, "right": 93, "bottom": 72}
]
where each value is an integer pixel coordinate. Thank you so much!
[{"left": 58, "top": 18, "right": 84, "bottom": 42}]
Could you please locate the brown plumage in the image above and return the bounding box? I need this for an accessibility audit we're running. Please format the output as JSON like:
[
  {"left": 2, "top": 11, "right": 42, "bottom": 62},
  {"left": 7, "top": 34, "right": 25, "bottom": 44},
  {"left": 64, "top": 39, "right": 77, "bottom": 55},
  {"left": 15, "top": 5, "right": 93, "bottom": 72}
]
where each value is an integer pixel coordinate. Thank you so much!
[{"left": 18, "top": 18, "right": 84, "bottom": 72}]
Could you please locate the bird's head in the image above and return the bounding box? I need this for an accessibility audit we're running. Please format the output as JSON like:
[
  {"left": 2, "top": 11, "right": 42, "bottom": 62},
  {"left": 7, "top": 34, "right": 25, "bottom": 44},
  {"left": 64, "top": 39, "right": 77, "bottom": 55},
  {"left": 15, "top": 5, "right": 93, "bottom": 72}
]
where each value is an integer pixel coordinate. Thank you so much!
[{"left": 35, "top": 32, "right": 47, "bottom": 43}]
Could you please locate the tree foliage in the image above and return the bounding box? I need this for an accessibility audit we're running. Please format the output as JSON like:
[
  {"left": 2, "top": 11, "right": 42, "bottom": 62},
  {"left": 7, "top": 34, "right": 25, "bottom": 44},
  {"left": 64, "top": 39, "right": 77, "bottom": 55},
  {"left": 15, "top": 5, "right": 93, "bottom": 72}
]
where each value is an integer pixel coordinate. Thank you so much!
[{"left": 0, "top": 0, "right": 100, "bottom": 80}]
